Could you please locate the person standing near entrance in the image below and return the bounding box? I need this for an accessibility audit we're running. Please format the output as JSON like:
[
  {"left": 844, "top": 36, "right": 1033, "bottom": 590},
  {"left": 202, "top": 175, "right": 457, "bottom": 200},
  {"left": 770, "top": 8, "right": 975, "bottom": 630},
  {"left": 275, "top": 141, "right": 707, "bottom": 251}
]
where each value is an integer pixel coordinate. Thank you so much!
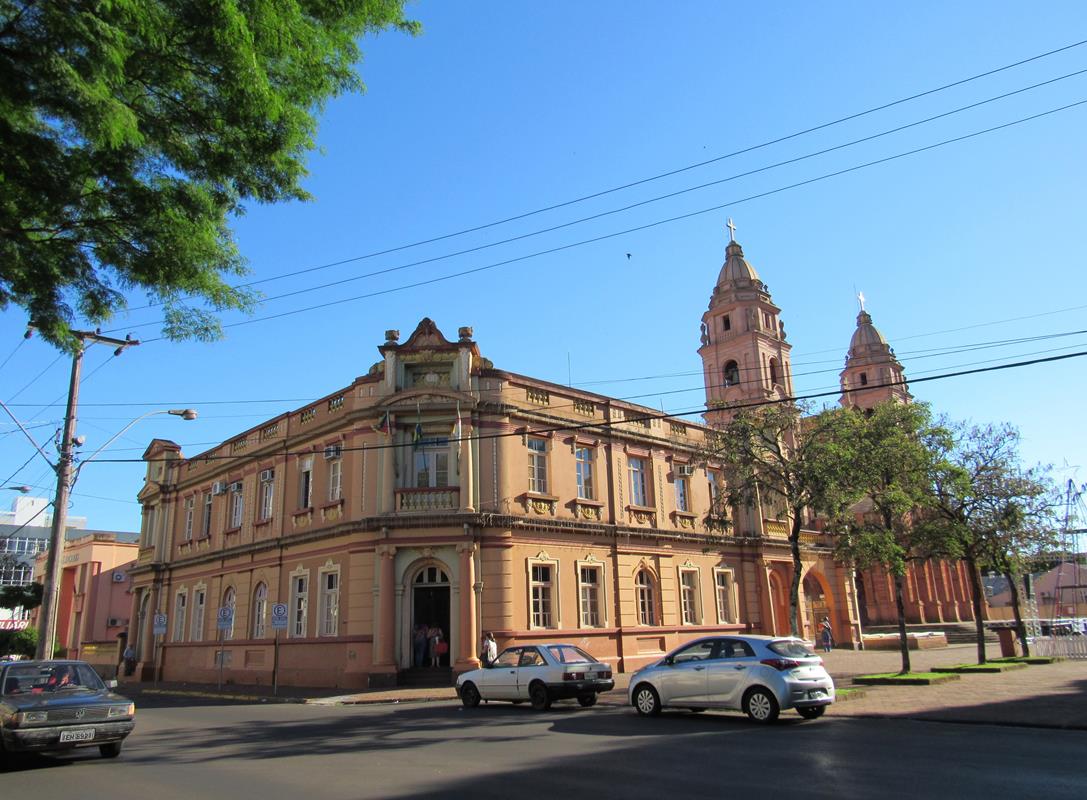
[
  {"left": 820, "top": 617, "right": 834, "bottom": 653},
  {"left": 123, "top": 645, "right": 136, "bottom": 676},
  {"left": 480, "top": 631, "right": 497, "bottom": 667},
  {"left": 412, "top": 624, "right": 428, "bottom": 668},
  {"left": 428, "top": 624, "right": 444, "bottom": 667}
]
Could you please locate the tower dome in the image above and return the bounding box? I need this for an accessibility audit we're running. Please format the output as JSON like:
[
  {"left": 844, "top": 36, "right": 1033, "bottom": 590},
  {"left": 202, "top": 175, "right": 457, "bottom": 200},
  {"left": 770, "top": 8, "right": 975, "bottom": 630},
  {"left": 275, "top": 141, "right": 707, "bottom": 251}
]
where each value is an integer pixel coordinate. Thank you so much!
[
  {"left": 716, "top": 240, "right": 761, "bottom": 286},
  {"left": 839, "top": 303, "right": 910, "bottom": 409}
]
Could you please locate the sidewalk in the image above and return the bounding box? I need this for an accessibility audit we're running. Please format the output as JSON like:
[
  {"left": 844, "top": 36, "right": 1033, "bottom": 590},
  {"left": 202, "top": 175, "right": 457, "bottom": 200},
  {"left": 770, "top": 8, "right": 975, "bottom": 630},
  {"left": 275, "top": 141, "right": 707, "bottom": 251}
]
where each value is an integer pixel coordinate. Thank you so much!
[{"left": 124, "top": 644, "right": 1087, "bottom": 730}]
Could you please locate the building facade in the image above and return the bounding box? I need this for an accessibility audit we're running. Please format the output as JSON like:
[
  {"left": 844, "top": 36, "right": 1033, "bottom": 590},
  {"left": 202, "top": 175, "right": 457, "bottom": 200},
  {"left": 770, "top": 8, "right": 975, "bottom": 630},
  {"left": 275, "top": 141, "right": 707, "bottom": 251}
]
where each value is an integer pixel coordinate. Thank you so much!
[{"left": 127, "top": 233, "right": 975, "bottom": 689}]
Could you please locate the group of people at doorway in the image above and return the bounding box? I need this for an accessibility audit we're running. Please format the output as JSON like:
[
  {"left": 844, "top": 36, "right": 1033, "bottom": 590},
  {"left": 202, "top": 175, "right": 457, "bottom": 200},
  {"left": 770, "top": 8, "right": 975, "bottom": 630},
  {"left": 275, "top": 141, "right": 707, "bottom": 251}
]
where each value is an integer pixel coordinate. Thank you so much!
[{"left": 412, "top": 623, "right": 448, "bottom": 667}]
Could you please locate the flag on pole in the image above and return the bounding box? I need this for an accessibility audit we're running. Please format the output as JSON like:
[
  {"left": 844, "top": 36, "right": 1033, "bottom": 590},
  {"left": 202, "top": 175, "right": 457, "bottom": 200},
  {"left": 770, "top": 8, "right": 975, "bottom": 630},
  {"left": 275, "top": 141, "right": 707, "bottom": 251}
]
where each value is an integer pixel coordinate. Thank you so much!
[{"left": 372, "top": 411, "right": 391, "bottom": 436}]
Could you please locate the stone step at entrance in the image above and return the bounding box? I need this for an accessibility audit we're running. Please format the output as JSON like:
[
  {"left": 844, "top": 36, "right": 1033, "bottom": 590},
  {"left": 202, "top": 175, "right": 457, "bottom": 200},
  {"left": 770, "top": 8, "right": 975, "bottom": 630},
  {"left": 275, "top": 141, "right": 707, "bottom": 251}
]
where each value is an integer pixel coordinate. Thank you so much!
[
  {"left": 864, "top": 622, "right": 998, "bottom": 644},
  {"left": 398, "top": 667, "right": 454, "bottom": 687}
]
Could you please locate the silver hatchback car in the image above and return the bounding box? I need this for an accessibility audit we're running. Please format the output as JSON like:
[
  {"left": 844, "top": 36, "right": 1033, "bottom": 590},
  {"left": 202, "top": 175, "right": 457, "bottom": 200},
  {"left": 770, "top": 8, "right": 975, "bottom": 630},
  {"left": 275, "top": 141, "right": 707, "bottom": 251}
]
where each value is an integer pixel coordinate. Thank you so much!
[{"left": 628, "top": 635, "right": 834, "bottom": 723}]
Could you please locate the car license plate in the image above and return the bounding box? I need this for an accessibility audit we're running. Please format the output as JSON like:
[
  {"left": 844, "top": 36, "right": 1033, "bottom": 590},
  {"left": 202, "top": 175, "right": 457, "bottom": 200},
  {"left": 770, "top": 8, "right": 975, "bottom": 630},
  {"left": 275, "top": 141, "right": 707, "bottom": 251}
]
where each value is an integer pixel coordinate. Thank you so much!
[{"left": 59, "top": 727, "right": 95, "bottom": 743}]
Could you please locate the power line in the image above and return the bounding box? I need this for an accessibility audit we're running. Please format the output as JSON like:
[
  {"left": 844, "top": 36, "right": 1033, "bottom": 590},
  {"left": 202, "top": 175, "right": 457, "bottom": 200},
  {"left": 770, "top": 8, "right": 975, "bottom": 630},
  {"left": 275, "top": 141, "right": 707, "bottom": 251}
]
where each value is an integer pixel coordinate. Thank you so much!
[
  {"left": 92, "top": 349, "right": 1087, "bottom": 465},
  {"left": 112, "top": 36, "right": 1087, "bottom": 310},
  {"left": 115, "top": 68, "right": 1087, "bottom": 333},
  {"left": 128, "top": 97, "right": 1087, "bottom": 341},
  {"left": 3, "top": 353, "right": 63, "bottom": 403}
]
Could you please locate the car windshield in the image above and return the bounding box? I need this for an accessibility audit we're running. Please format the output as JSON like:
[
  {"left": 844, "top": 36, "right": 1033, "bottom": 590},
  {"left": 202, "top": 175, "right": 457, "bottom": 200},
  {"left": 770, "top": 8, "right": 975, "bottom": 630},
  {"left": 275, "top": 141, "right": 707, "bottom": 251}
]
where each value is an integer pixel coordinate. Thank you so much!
[
  {"left": 768, "top": 640, "right": 818, "bottom": 658},
  {"left": 545, "top": 645, "right": 598, "bottom": 664},
  {"left": 1, "top": 663, "right": 106, "bottom": 695}
]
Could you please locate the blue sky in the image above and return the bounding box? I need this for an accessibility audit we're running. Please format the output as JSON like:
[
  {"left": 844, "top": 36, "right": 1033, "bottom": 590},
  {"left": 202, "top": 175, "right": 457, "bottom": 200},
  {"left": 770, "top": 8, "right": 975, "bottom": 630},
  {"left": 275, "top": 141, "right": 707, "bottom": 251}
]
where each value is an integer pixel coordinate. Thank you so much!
[{"left": 2, "top": 1, "right": 1086, "bottom": 533}]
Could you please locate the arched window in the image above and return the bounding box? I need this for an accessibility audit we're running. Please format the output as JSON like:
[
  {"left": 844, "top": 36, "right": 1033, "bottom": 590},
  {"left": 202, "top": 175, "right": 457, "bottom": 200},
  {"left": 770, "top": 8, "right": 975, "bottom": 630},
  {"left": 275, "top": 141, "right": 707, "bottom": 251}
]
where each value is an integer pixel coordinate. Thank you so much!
[
  {"left": 222, "top": 586, "right": 236, "bottom": 640},
  {"left": 859, "top": 372, "right": 868, "bottom": 386},
  {"left": 252, "top": 582, "right": 268, "bottom": 639},
  {"left": 722, "top": 314, "right": 731, "bottom": 332},
  {"left": 722, "top": 361, "right": 740, "bottom": 387},
  {"left": 769, "top": 358, "right": 780, "bottom": 386},
  {"left": 636, "top": 570, "right": 656, "bottom": 626},
  {"left": 415, "top": 566, "right": 449, "bottom": 585}
]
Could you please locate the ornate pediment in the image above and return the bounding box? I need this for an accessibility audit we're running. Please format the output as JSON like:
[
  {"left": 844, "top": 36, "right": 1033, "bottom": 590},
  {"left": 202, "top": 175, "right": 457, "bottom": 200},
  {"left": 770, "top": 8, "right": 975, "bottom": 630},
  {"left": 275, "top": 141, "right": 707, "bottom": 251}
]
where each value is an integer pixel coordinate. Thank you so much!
[{"left": 403, "top": 318, "right": 455, "bottom": 349}]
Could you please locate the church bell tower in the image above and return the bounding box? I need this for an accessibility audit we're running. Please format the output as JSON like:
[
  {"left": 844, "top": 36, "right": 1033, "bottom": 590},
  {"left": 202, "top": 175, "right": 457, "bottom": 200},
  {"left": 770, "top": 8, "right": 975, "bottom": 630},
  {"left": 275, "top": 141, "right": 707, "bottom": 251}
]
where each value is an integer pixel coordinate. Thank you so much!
[
  {"left": 838, "top": 298, "right": 911, "bottom": 410},
  {"left": 699, "top": 221, "right": 794, "bottom": 428}
]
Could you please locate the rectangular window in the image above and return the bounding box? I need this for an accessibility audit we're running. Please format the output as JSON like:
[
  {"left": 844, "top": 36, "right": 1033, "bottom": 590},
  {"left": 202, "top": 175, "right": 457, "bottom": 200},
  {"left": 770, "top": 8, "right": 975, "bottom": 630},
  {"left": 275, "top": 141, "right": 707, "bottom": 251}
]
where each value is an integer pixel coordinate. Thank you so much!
[
  {"left": 299, "top": 458, "right": 313, "bottom": 508},
  {"left": 413, "top": 440, "right": 450, "bottom": 488},
  {"left": 575, "top": 447, "right": 594, "bottom": 500},
  {"left": 183, "top": 497, "right": 194, "bottom": 542},
  {"left": 707, "top": 470, "right": 722, "bottom": 515},
  {"left": 173, "top": 592, "right": 187, "bottom": 642},
  {"left": 528, "top": 437, "right": 548, "bottom": 494},
  {"left": 530, "top": 564, "right": 554, "bottom": 628},
  {"left": 675, "top": 476, "right": 690, "bottom": 512},
  {"left": 715, "top": 570, "right": 735, "bottom": 623},
  {"left": 319, "top": 571, "right": 339, "bottom": 636},
  {"left": 291, "top": 574, "right": 309, "bottom": 638},
  {"left": 201, "top": 492, "right": 212, "bottom": 538},
  {"left": 141, "top": 506, "right": 155, "bottom": 547},
  {"left": 328, "top": 459, "right": 342, "bottom": 502},
  {"left": 579, "top": 566, "right": 602, "bottom": 627},
  {"left": 680, "top": 571, "right": 700, "bottom": 625},
  {"left": 629, "top": 457, "right": 649, "bottom": 506},
  {"left": 229, "top": 487, "right": 244, "bottom": 529},
  {"left": 259, "top": 473, "right": 274, "bottom": 520},
  {"left": 191, "top": 589, "right": 206, "bottom": 642}
]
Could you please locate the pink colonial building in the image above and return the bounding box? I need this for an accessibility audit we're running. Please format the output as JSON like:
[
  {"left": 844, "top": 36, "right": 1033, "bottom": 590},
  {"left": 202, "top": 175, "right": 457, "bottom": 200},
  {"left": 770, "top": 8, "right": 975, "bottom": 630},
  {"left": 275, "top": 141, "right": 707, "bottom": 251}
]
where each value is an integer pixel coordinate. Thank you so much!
[
  {"left": 34, "top": 532, "right": 138, "bottom": 677},
  {"left": 126, "top": 232, "right": 976, "bottom": 689}
]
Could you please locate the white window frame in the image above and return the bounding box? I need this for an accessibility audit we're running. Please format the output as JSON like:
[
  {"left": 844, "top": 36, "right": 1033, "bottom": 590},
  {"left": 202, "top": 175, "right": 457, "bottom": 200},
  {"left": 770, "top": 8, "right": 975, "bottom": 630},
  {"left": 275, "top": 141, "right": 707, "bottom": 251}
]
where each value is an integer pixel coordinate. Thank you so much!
[
  {"left": 259, "top": 472, "right": 275, "bottom": 520},
  {"left": 527, "top": 557, "right": 558, "bottom": 629},
  {"left": 173, "top": 590, "right": 187, "bottom": 642},
  {"left": 679, "top": 568, "right": 701, "bottom": 625},
  {"left": 222, "top": 586, "right": 236, "bottom": 640},
  {"left": 182, "top": 497, "right": 194, "bottom": 542},
  {"left": 201, "top": 492, "right": 213, "bottom": 538},
  {"left": 675, "top": 475, "right": 690, "bottom": 512},
  {"left": 290, "top": 568, "right": 309, "bottom": 638},
  {"left": 576, "top": 561, "right": 605, "bottom": 628},
  {"left": 191, "top": 586, "right": 206, "bottom": 642},
  {"left": 328, "top": 459, "right": 342, "bottom": 502},
  {"left": 629, "top": 456, "right": 649, "bottom": 507},
  {"left": 299, "top": 457, "right": 313, "bottom": 509},
  {"left": 252, "top": 582, "right": 268, "bottom": 639},
  {"left": 636, "top": 569, "right": 657, "bottom": 626},
  {"left": 229, "top": 486, "right": 244, "bottom": 529},
  {"left": 575, "top": 446, "right": 594, "bottom": 500},
  {"left": 714, "top": 568, "right": 738, "bottom": 624},
  {"left": 527, "top": 437, "right": 548, "bottom": 494},
  {"left": 318, "top": 566, "right": 340, "bottom": 637}
]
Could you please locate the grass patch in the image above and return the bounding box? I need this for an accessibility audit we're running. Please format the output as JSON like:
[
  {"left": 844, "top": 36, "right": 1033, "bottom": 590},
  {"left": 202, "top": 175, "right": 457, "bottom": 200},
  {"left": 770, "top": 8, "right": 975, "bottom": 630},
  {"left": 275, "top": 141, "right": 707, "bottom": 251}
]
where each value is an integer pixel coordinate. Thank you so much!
[
  {"left": 852, "top": 672, "right": 961, "bottom": 686},
  {"left": 834, "top": 687, "right": 867, "bottom": 701},
  {"left": 931, "top": 662, "right": 1029, "bottom": 674},
  {"left": 991, "top": 656, "right": 1058, "bottom": 665}
]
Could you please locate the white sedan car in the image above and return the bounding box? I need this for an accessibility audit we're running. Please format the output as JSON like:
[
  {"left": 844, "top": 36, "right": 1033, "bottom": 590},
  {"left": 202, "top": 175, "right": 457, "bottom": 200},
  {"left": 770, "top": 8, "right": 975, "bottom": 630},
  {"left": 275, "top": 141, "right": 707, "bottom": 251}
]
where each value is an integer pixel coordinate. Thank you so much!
[
  {"left": 457, "top": 643, "right": 614, "bottom": 710},
  {"left": 628, "top": 635, "right": 835, "bottom": 723}
]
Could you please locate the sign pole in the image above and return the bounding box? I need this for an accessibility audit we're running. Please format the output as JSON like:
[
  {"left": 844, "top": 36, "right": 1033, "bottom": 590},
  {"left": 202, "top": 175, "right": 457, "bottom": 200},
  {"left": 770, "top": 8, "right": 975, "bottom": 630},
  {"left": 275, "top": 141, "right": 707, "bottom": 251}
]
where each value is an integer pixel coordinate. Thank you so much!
[
  {"left": 217, "top": 627, "right": 224, "bottom": 692},
  {"left": 151, "top": 612, "right": 168, "bottom": 687},
  {"left": 273, "top": 629, "right": 280, "bottom": 696},
  {"left": 270, "top": 602, "right": 288, "bottom": 696}
]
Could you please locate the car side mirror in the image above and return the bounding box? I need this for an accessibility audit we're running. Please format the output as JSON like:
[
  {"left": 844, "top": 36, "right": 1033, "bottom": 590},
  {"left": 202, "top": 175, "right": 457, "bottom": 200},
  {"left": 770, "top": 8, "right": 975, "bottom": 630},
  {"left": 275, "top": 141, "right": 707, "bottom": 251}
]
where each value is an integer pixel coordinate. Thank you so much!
[
  {"left": 108, "top": 679, "right": 118, "bottom": 689},
  {"left": 662, "top": 655, "right": 674, "bottom": 667}
]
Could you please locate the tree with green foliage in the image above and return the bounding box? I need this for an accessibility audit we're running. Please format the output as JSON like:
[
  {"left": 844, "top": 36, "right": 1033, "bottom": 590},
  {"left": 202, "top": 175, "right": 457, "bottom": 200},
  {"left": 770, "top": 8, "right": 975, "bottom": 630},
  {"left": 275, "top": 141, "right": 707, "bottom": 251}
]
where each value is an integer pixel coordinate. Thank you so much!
[
  {"left": 833, "top": 402, "right": 949, "bottom": 675},
  {"left": 0, "top": 1, "right": 419, "bottom": 350},
  {"left": 0, "top": 578, "right": 43, "bottom": 612},
  {"left": 0, "top": 624, "right": 37, "bottom": 658},
  {"left": 706, "top": 402, "right": 865, "bottom": 637},
  {"left": 922, "top": 422, "right": 1056, "bottom": 664}
]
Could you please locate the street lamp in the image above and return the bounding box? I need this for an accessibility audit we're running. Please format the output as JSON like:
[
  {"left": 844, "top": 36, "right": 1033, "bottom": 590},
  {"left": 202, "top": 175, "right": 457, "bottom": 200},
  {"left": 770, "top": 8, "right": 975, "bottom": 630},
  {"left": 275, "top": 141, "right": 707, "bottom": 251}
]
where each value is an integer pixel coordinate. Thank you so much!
[
  {"left": 1, "top": 485, "right": 32, "bottom": 493},
  {"left": 35, "top": 408, "right": 197, "bottom": 660}
]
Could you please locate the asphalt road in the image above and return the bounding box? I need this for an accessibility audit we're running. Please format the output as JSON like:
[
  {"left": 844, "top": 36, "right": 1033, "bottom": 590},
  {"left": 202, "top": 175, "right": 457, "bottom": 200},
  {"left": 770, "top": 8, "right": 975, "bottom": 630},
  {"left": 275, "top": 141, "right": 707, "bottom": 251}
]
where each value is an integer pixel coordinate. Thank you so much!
[{"left": 3, "top": 698, "right": 1085, "bottom": 799}]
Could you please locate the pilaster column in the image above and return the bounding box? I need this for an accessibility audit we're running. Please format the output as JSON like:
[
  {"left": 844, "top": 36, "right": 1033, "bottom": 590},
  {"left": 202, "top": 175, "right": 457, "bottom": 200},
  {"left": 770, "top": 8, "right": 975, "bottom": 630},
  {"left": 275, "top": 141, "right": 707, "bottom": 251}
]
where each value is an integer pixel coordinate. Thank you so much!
[
  {"left": 374, "top": 545, "right": 397, "bottom": 666},
  {"left": 456, "top": 542, "right": 479, "bottom": 670},
  {"left": 380, "top": 437, "right": 396, "bottom": 513},
  {"left": 459, "top": 419, "right": 474, "bottom": 512}
]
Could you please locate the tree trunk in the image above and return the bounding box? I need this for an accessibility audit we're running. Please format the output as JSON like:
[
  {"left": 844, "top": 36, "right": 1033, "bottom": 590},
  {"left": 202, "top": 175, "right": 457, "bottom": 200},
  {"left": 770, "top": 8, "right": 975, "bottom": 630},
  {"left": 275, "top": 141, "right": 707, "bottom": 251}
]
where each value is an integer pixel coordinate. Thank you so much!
[
  {"left": 893, "top": 572, "right": 911, "bottom": 674},
  {"left": 965, "top": 556, "right": 987, "bottom": 664},
  {"left": 1004, "top": 567, "right": 1030, "bottom": 658},
  {"left": 788, "top": 512, "right": 804, "bottom": 637}
]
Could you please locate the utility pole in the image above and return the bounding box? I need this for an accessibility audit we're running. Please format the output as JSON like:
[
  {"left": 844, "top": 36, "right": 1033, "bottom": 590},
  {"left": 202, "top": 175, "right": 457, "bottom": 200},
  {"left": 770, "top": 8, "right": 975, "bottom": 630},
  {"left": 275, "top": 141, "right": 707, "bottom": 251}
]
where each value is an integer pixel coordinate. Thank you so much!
[{"left": 35, "top": 330, "right": 138, "bottom": 660}]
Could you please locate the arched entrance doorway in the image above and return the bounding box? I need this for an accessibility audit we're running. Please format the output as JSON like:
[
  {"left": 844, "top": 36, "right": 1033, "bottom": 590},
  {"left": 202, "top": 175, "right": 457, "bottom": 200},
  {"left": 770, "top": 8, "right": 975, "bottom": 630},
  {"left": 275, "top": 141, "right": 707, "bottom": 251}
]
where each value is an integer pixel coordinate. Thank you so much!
[
  {"left": 768, "top": 569, "right": 789, "bottom": 636},
  {"left": 412, "top": 564, "right": 451, "bottom": 668}
]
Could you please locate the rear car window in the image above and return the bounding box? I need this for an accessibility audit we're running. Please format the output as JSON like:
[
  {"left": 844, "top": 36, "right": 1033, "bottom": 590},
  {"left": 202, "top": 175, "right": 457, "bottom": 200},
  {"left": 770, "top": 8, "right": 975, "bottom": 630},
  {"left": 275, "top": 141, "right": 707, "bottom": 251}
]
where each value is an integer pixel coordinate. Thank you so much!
[
  {"left": 545, "top": 645, "right": 598, "bottom": 664},
  {"left": 768, "top": 640, "right": 817, "bottom": 658}
]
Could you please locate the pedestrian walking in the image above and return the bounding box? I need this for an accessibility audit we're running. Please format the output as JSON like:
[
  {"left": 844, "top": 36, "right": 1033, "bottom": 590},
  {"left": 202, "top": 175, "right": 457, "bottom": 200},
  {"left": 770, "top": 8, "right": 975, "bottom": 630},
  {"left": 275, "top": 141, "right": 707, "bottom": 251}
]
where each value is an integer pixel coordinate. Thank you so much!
[
  {"left": 412, "top": 623, "right": 428, "bottom": 668},
  {"left": 820, "top": 617, "right": 834, "bottom": 653},
  {"left": 480, "top": 631, "right": 497, "bottom": 667}
]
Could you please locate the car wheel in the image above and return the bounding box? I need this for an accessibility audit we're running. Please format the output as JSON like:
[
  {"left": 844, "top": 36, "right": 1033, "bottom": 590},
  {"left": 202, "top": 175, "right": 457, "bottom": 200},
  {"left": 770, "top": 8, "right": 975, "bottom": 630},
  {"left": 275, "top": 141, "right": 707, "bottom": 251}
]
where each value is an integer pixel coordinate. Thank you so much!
[
  {"left": 529, "top": 682, "right": 552, "bottom": 711},
  {"left": 632, "top": 684, "right": 662, "bottom": 717},
  {"left": 577, "top": 694, "right": 597, "bottom": 708},
  {"left": 99, "top": 742, "right": 123, "bottom": 759},
  {"left": 742, "top": 687, "right": 780, "bottom": 723},
  {"left": 797, "top": 705, "right": 826, "bottom": 720},
  {"left": 460, "top": 682, "right": 481, "bottom": 708}
]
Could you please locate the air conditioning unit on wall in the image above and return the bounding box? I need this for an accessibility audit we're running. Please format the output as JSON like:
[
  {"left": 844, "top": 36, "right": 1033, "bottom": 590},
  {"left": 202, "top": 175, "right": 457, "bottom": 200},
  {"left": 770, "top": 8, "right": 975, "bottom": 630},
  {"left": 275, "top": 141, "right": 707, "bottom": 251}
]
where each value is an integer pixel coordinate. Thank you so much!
[
  {"left": 229, "top": 481, "right": 243, "bottom": 494},
  {"left": 111, "top": 571, "right": 127, "bottom": 583},
  {"left": 107, "top": 617, "right": 126, "bottom": 627},
  {"left": 211, "top": 481, "right": 227, "bottom": 495},
  {"left": 323, "top": 444, "right": 342, "bottom": 460},
  {"left": 675, "top": 464, "right": 694, "bottom": 477},
  {"left": 259, "top": 469, "right": 274, "bottom": 482}
]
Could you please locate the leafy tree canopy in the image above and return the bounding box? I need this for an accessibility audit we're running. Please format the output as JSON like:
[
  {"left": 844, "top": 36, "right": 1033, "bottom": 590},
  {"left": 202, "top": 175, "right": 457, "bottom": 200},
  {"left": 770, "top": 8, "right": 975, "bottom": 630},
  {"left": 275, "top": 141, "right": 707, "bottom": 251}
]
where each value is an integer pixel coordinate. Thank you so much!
[{"left": 0, "top": 1, "right": 419, "bottom": 350}]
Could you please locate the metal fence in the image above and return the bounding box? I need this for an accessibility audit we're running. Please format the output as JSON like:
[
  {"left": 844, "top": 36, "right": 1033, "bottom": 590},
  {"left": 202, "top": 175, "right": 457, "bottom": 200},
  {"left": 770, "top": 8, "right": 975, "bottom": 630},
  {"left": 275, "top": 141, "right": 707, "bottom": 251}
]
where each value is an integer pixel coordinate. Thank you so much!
[{"left": 1032, "top": 635, "right": 1087, "bottom": 659}]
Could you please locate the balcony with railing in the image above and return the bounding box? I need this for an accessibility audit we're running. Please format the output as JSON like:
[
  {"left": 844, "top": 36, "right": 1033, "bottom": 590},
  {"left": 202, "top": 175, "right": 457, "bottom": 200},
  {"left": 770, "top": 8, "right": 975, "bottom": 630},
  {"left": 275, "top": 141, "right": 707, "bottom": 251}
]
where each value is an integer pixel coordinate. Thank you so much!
[{"left": 396, "top": 487, "right": 460, "bottom": 513}]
